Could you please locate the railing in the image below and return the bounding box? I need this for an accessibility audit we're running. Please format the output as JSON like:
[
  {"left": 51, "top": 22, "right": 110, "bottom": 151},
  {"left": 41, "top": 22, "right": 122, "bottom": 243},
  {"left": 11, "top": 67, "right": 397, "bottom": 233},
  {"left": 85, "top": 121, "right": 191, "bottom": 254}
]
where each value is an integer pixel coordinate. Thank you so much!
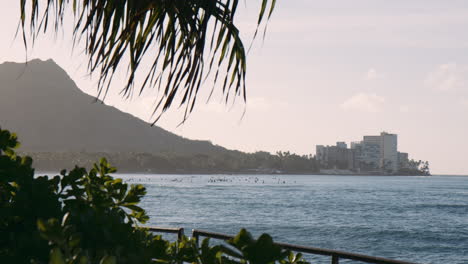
[
  {"left": 146, "top": 226, "right": 185, "bottom": 241},
  {"left": 146, "top": 227, "right": 420, "bottom": 264}
]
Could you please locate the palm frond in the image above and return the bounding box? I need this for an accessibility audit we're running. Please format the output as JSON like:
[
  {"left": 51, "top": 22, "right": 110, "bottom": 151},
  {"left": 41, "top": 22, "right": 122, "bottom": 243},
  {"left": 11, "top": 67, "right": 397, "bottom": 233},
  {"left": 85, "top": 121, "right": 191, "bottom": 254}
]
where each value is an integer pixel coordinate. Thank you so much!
[{"left": 20, "top": 0, "right": 276, "bottom": 123}]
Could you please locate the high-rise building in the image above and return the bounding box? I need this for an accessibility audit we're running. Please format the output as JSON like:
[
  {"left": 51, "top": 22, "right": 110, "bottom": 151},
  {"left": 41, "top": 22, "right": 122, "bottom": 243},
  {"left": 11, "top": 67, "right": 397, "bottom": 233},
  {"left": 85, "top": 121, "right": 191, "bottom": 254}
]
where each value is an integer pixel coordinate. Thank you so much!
[
  {"left": 363, "top": 136, "right": 380, "bottom": 145},
  {"left": 361, "top": 136, "right": 381, "bottom": 170},
  {"left": 316, "top": 132, "right": 402, "bottom": 174},
  {"left": 336, "top": 142, "right": 347, "bottom": 149},
  {"left": 316, "top": 143, "right": 354, "bottom": 169},
  {"left": 316, "top": 145, "right": 326, "bottom": 166},
  {"left": 380, "top": 132, "right": 398, "bottom": 173}
]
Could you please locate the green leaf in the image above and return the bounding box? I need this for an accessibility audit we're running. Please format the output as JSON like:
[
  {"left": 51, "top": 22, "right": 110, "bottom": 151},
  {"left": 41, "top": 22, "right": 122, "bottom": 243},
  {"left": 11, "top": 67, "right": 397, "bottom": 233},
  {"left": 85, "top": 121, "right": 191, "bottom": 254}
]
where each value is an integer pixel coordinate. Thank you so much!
[
  {"left": 50, "top": 247, "right": 65, "bottom": 264},
  {"left": 100, "top": 255, "right": 117, "bottom": 264},
  {"left": 229, "top": 228, "right": 254, "bottom": 249},
  {"left": 37, "top": 219, "right": 47, "bottom": 232}
]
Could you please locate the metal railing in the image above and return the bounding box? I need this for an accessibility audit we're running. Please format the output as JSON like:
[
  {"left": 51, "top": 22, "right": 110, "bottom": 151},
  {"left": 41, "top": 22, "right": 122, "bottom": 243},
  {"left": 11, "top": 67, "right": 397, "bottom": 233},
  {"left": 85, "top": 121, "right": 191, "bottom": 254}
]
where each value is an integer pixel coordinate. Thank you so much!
[
  {"left": 146, "top": 227, "right": 420, "bottom": 264},
  {"left": 146, "top": 226, "right": 185, "bottom": 241}
]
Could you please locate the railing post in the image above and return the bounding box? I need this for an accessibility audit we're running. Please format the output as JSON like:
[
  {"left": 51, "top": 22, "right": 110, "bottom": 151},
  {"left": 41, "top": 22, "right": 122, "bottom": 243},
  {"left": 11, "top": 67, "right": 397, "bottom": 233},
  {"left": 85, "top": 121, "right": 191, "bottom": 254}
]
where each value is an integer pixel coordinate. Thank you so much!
[
  {"left": 331, "top": 255, "right": 339, "bottom": 264},
  {"left": 192, "top": 229, "right": 199, "bottom": 247},
  {"left": 177, "top": 228, "right": 185, "bottom": 241}
]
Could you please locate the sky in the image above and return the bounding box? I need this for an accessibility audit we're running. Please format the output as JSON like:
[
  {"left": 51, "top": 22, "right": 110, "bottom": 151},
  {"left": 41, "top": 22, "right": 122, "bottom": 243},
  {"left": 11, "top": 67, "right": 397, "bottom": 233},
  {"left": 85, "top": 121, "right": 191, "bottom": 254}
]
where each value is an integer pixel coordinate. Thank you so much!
[{"left": 1, "top": 1, "right": 468, "bottom": 175}]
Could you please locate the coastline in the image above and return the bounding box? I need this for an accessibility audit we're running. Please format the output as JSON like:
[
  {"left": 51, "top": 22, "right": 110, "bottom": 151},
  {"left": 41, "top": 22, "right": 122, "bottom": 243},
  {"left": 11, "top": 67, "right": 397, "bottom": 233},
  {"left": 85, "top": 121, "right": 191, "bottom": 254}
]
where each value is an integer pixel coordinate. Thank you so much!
[{"left": 36, "top": 170, "right": 433, "bottom": 176}]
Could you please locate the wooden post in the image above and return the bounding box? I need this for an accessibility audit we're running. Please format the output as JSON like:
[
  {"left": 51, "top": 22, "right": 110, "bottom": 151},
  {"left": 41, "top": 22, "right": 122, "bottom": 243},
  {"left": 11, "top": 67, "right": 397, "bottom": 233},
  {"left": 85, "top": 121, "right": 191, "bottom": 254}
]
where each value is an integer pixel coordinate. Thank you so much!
[{"left": 331, "top": 255, "right": 339, "bottom": 264}]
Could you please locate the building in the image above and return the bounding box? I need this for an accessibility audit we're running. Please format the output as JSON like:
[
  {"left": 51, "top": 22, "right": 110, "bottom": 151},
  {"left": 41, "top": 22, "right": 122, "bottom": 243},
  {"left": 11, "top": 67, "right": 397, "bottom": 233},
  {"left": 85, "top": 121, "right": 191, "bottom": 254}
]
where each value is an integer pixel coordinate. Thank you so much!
[
  {"left": 362, "top": 136, "right": 382, "bottom": 170},
  {"left": 316, "top": 143, "right": 354, "bottom": 170},
  {"left": 352, "top": 140, "right": 380, "bottom": 171},
  {"left": 336, "top": 142, "right": 347, "bottom": 149},
  {"left": 358, "top": 132, "right": 398, "bottom": 173},
  {"left": 398, "top": 152, "right": 409, "bottom": 169},
  {"left": 316, "top": 145, "right": 326, "bottom": 166},
  {"left": 380, "top": 132, "right": 398, "bottom": 173},
  {"left": 316, "top": 132, "right": 402, "bottom": 174}
]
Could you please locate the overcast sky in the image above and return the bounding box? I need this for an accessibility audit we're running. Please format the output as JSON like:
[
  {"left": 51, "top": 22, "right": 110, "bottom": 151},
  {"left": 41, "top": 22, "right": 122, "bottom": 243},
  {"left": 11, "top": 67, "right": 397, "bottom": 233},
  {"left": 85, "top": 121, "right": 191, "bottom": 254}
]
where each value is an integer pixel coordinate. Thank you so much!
[{"left": 1, "top": 1, "right": 468, "bottom": 175}]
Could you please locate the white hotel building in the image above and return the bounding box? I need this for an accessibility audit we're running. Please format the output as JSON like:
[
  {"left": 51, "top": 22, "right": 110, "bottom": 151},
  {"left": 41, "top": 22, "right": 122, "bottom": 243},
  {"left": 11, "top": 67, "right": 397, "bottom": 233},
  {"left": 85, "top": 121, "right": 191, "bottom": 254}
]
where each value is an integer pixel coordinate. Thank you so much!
[{"left": 317, "top": 132, "right": 400, "bottom": 173}]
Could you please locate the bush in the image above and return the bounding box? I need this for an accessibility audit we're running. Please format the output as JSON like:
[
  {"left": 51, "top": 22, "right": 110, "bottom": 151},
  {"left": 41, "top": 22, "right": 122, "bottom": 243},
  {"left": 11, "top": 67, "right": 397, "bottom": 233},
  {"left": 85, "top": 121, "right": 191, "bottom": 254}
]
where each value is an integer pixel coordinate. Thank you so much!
[{"left": 0, "top": 127, "right": 310, "bottom": 264}]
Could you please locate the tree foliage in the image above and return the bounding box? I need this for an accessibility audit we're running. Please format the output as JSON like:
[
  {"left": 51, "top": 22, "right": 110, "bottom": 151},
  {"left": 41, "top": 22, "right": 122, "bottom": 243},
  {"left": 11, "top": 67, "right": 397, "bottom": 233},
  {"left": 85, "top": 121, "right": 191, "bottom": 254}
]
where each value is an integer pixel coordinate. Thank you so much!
[
  {"left": 20, "top": 0, "right": 276, "bottom": 122},
  {"left": 23, "top": 150, "right": 319, "bottom": 174},
  {"left": 0, "top": 127, "right": 310, "bottom": 264},
  {"left": 398, "top": 159, "right": 430, "bottom": 176},
  {"left": 0, "top": 127, "right": 159, "bottom": 263}
]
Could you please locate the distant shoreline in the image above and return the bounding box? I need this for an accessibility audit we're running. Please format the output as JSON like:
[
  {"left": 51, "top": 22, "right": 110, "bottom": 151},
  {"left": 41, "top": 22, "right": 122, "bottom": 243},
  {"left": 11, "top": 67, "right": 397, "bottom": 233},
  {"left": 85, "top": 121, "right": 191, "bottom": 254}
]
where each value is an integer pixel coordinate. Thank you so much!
[
  {"left": 36, "top": 170, "right": 441, "bottom": 177},
  {"left": 25, "top": 152, "right": 430, "bottom": 176}
]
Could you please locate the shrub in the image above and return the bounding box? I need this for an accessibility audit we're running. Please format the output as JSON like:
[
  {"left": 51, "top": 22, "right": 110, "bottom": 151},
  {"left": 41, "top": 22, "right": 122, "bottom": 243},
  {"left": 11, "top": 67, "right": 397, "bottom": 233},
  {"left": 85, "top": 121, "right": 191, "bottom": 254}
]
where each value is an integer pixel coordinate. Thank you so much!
[{"left": 0, "top": 127, "right": 309, "bottom": 264}]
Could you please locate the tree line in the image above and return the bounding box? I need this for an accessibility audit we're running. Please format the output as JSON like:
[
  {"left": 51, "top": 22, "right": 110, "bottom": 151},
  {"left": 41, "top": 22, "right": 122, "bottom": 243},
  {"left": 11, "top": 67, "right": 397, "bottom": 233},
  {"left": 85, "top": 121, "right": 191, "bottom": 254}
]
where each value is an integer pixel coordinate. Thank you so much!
[{"left": 22, "top": 150, "right": 320, "bottom": 174}]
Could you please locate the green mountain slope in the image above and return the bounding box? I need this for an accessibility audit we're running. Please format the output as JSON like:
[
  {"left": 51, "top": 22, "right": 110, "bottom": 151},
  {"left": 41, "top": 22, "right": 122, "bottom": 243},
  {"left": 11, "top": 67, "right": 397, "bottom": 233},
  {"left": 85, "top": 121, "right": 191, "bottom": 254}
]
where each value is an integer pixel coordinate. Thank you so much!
[
  {"left": 0, "top": 59, "right": 318, "bottom": 174},
  {"left": 0, "top": 59, "right": 227, "bottom": 155}
]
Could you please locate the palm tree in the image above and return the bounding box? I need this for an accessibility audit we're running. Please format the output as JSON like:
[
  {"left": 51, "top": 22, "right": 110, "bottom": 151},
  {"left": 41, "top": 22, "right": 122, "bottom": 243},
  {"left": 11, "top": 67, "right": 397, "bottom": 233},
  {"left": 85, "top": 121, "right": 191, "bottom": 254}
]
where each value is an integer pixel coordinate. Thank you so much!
[{"left": 20, "top": 0, "right": 276, "bottom": 123}]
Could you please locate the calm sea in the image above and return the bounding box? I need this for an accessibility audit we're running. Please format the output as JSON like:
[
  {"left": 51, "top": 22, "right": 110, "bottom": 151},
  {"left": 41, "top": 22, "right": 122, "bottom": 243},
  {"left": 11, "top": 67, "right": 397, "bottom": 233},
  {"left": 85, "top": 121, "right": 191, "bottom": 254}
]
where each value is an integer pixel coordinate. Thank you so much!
[{"left": 117, "top": 174, "right": 467, "bottom": 264}]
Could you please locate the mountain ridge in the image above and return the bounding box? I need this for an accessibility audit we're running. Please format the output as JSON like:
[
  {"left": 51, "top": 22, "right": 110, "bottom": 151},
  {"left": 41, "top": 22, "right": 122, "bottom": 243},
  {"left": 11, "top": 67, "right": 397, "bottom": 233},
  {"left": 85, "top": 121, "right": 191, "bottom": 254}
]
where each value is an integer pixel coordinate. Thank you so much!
[{"left": 0, "top": 59, "right": 230, "bottom": 156}]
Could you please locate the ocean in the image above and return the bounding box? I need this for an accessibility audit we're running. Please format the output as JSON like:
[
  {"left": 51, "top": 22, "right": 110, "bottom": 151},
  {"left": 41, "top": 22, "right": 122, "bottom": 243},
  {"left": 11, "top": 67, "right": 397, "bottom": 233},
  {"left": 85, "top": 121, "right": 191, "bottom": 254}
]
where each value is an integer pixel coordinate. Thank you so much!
[{"left": 118, "top": 174, "right": 467, "bottom": 264}]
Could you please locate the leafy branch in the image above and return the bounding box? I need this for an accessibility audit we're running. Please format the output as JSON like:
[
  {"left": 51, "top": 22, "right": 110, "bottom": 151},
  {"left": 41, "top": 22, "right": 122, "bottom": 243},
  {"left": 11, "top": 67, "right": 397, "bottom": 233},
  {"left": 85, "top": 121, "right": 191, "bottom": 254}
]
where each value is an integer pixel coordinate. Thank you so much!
[{"left": 20, "top": 0, "right": 276, "bottom": 123}]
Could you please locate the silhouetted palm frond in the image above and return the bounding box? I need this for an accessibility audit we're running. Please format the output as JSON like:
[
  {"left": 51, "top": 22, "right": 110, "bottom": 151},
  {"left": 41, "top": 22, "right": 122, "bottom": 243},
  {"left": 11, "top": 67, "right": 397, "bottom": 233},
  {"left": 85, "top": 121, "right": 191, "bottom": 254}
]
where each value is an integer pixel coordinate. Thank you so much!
[{"left": 20, "top": 0, "right": 276, "bottom": 123}]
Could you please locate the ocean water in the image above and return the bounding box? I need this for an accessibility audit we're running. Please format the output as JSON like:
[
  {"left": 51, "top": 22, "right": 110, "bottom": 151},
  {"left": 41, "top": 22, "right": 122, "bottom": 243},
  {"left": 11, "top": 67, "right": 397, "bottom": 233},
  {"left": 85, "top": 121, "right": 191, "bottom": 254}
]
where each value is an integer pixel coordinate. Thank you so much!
[{"left": 118, "top": 174, "right": 467, "bottom": 264}]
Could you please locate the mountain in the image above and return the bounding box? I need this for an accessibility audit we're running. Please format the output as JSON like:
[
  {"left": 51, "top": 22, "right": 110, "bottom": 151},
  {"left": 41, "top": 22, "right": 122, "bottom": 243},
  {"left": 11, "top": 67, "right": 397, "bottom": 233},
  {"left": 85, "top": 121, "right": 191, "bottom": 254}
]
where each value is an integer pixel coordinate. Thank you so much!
[
  {"left": 0, "top": 59, "right": 320, "bottom": 174},
  {"left": 0, "top": 59, "right": 228, "bottom": 155}
]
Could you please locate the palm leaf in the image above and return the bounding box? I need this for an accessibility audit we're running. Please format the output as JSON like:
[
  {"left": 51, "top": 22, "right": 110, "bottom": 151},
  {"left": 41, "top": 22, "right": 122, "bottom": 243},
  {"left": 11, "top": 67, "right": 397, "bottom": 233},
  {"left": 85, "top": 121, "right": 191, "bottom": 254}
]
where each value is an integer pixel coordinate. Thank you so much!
[{"left": 20, "top": 0, "right": 276, "bottom": 123}]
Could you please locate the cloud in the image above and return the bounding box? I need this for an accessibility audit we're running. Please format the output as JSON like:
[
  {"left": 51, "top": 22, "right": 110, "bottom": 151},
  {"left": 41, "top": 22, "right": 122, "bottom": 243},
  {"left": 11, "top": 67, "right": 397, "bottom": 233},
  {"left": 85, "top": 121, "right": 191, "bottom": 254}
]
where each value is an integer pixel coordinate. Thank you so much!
[
  {"left": 425, "top": 63, "right": 468, "bottom": 91},
  {"left": 341, "top": 93, "right": 385, "bottom": 112},
  {"left": 365, "top": 68, "right": 380, "bottom": 81}
]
